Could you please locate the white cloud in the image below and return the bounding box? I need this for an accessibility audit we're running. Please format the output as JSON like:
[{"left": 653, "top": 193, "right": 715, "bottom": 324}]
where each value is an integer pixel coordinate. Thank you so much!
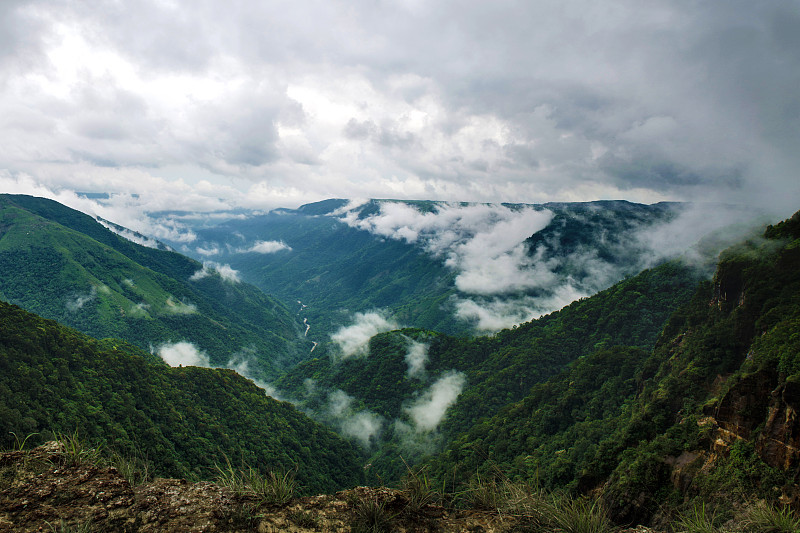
[
  {"left": 330, "top": 310, "right": 399, "bottom": 358},
  {"left": 240, "top": 240, "right": 292, "bottom": 253},
  {"left": 196, "top": 245, "right": 220, "bottom": 256},
  {"left": 454, "top": 284, "right": 586, "bottom": 332},
  {"left": 339, "top": 202, "right": 555, "bottom": 296},
  {"left": 157, "top": 341, "right": 210, "bottom": 367},
  {"left": 189, "top": 261, "right": 241, "bottom": 283},
  {"left": 635, "top": 202, "right": 770, "bottom": 268},
  {"left": 405, "top": 371, "right": 466, "bottom": 432},
  {"left": 341, "top": 411, "right": 383, "bottom": 448},
  {"left": 404, "top": 338, "right": 429, "bottom": 378},
  {"left": 65, "top": 286, "right": 97, "bottom": 312},
  {"left": 163, "top": 295, "right": 197, "bottom": 315},
  {"left": 128, "top": 302, "right": 150, "bottom": 317},
  {"left": 327, "top": 389, "right": 383, "bottom": 447}
]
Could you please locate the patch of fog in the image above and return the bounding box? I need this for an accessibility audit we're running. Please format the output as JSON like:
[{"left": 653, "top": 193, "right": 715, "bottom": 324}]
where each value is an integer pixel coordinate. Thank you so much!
[
  {"left": 239, "top": 240, "right": 292, "bottom": 253},
  {"left": 163, "top": 296, "right": 197, "bottom": 315},
  {"left": 455, "top": 283, "right": 587, "bottom": 331},
  {"left": 157, "top": 341, "right": 210, "bottom": 367},
  {"left": 65, "top": 287, "right": 97, "bottom": 312},
  {"left": 327, "top": 390, "right": 383, "bottom": 447},
  {"left": 330, "top": 310, "right": 398, "bottom": 358},
  {"left": 635, "top": 202, "right": 770, "bottom": 269},
  {"left": 189, "top": 261, "right": 241, "bottom": 283},
  {"left": 196, "top": 245, "right": 220, "bottom": 256},
  {"left": 404, "top": 371, "right": 466, "bottom": 432},
  {"left": 403, "top": 337, "right": 429, "bottom": 378},
  {"left": 96, "top": 218, "right": 164, "bottom": 249},
  {"left": 128, "top": 302, "right": 150, "bottom": 317}
]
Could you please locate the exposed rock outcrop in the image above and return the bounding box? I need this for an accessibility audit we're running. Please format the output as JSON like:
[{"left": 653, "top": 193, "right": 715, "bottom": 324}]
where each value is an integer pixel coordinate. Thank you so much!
[{"left": 1, "top": 442, "right": 579, "bottom": 532}]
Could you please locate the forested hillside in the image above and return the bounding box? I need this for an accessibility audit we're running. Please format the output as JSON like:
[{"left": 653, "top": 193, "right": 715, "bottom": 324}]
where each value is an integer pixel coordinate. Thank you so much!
[
  {"left": 0, "top": 300, "right": 363, "bottom": 494},
  {"left": 0, "top": 194, "right": 306, "bottom": 377},
  {"left": 274, "top": 260, "right": 704, "bottom": 482},
  {"left": 426, "top": 210, "right": 800, "bottom": 524}
]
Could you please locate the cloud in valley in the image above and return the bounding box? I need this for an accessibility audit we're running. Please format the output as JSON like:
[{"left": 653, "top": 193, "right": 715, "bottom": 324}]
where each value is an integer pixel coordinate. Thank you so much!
[
  {"left": 163, "top": 296, "right": 197, "bottom": 315},
  {"left": 65, "top": 286, "right": 97, "bottom": 312},
  {"left": 327, "top": 389, "right": 383, "bottom": 447},
  {"left": 157, "top": 341, "right": 210, "bottom": 367},
  {"left": 405, "top": 371, "right": 466, "bottom": 432},
  {"left": 339, "top": 202, "right": 555, "bottom": 293},
  {"left": 330, "top": 311, "right": 399, "bottom": 358},
  {"left": 404, "top": 338, "right": 429, "bottom": 378},
  {"left": 240, "top": 240, "right": 292, "bottom": 253},
  {"left": 189, "top": 262, "right": 241, "bottom": 283}
]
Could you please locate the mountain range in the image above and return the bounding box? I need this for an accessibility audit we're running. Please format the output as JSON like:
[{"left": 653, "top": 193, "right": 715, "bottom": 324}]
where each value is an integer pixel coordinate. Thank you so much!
[{"left": 1, "top": 193, "right": 798, "bottom": 529}]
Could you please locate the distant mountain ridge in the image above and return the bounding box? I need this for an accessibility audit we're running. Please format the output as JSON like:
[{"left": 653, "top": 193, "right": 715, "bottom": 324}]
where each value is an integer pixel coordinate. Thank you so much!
[{"left": 166, "top": 198, "right": 686, "bottom": 344}]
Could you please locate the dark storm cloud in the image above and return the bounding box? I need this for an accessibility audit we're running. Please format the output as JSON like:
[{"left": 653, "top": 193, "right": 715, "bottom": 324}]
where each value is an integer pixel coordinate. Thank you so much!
[{"left": 0, "top": 0, "right": 798, "bottom": 215}]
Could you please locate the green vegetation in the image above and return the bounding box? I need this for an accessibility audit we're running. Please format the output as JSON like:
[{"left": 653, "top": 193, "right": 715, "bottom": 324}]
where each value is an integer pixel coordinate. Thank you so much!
[
  {"left": 424, "top": 210, "right": 800, "bottom": 524},
  {"left": 742, "top": 502, "right": 800, "bottom": 533},
  {"left": 350, "top": 496, "right": 396, "bottom": 533},
  {"left": 183, "top": 199, "right": 679, "bottom": 339},
  {"left": 0, "top": 194, "right": 306, "bottom": 378},
  {"left": 275, "top": 260, "right": 702, "bottom": 483},
  {"left": 215, "top": 456, "right": 297, "bottom": 505},
  {"left": 0, "top": 300, "right": 363, "bottom": 494}
]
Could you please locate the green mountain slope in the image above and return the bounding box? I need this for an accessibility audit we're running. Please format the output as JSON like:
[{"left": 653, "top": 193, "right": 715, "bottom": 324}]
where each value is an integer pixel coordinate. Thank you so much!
[
  {"left": 0, "top": 300, "right": 363, "bottom": 494},
  {"left": 425, "top": 210, "right": 800, "bottom": 524},
  {"left": 0, "top": 194, "right": 306, "bottom": 377},
  {"left": 275, "top": 260, "right": 703, "bottom": 482}
]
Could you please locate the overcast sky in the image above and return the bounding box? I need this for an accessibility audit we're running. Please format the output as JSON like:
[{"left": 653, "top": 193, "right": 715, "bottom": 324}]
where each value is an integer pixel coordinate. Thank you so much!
[{"left": 1, "top": 0, "right": 798, "bottom": 217}]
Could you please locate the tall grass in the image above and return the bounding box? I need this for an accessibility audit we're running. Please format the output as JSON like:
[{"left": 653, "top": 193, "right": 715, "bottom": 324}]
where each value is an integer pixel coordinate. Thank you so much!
[
  {"left": 401, "top": 463, "right": 440, "bottom": 513},
  {"left": 9, "top": 431, "right": 38, "bottom": 451},
  {"left": 673, "top": 502, "right": 719, "bottom": 533},
  {"left": 742, "top": 501, "right": 800, "bottom": 533},
  {"left": 214, "top": 456, "right": 296, "bottom": 506},
  {"left": 350, "top": 496, "right": 395, "bottom": 533},
  {"left": 54, "top": 431, "right": 101, "bottom": 467},
  {"left": 105, "top": 449, "right": 152, "bottom": 486},
  {"left": 543, "top": 495, "right": 616, "bottom": 533}
]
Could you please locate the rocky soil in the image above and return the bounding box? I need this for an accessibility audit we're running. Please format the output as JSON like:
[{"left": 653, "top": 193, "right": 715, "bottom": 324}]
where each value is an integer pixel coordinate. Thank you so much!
[{"left": 1, "top": 441, "right": 664, "bottom": 532}]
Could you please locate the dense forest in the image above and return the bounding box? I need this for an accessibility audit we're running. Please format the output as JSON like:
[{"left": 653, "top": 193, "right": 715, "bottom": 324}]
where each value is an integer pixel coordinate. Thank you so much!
[
  {"left": 0, "top": 194, "right": 307, "bottom": 378},
  {"left": 2, "top": 194, "right": 798, "bottom": 528},
  {"left": 0, "top": 300, "right": 363, "bottom": 495},
  {"left": 427, "top": 209, "right": 800, "bottom": 523},
  {"left": 275, "top": 260, "right": 705, "bottom": 482}
]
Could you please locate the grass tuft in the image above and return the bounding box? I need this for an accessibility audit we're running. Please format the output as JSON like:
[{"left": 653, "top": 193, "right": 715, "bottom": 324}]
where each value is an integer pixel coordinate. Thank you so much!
[
  {"left": 54, "top": 430, "right": 101, "bottom": 467},
  {"left": 104, "top": 449, "right": 152, "bottom": 486},
  {"left": 214, "top": 456, "right": 296, "bottom": 506},
  {"left": 45, "top": 518, "right": 93, "bottom": 533},
  {"left": 288, "top": 509, "right": 320, "bottom": 529},
  {"left": 401, "top": 463, "right": 440, "bottom": 513},
  {"left": 543, "top": 495, "right": 615, "bottom": 533},
  {"left": 350, "top": 496, "right": 395, "bottom": 533},
  {"left": 673, "top": 502, "right": 719, "bottom": 533},
  {"left": 9, "top": 431, "right": 38, "bottom": 451},
  {"left": 742, "top": 501, "right": 800, "bottom": 533}
]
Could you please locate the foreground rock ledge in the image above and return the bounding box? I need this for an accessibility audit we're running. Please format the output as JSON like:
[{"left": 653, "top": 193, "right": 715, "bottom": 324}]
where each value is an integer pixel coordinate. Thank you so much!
[{"left": 1, "top": 442, "right": 657, "bottom": 532}]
